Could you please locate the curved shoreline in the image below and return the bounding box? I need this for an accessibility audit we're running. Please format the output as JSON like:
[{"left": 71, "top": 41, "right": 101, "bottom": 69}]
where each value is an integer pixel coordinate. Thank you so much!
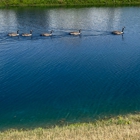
[{"left": 0, "top": 113, "right": 140, "bottom": 139}]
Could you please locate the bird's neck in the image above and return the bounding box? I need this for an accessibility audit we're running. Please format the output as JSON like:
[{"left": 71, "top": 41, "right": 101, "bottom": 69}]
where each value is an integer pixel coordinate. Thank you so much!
[{"left": 122, "top": 28, "right": 125, "bottom": 32}]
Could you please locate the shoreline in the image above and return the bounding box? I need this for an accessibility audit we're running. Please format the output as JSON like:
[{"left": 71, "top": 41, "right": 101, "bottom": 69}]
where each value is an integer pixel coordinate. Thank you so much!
[
  {"left": 0, "top": 112, "right": 140, "bottom": 139},
  {"left": 0, "top": 2, "right": 140, "bottom": 8}
]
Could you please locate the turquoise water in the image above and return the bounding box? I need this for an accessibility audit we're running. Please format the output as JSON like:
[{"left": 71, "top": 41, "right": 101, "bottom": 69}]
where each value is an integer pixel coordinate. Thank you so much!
[{"left": 0, "top": 7, "right": 140, "bottom": 130}]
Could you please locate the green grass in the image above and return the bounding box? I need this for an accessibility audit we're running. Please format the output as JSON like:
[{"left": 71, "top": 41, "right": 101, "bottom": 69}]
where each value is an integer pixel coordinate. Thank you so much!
[
  {"left": 0, "top": 0, "right": 140, "bottom": 7},
  {"left": 1, "top": 113, "right": 140, "bottom": 140}
]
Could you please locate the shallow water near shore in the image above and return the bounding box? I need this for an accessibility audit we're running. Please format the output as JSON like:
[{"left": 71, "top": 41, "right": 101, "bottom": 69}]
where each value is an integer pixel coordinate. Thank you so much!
[{"left": 0, "top": 7, "right": 140, "bottom": 130}]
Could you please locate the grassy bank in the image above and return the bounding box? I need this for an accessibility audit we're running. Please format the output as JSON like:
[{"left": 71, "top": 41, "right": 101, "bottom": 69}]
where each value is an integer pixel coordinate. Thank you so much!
[
  {"left": 1, "top": 113, "right": 140, "bottom": 140},
  {"left": 0, "top": 0, "right": 140, "bottom": 7}
]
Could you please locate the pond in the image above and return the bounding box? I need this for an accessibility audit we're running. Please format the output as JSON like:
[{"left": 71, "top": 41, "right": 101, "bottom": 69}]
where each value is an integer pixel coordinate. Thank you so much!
[{"left": 0, "top": 7, "right": 140, "bottom": 130}]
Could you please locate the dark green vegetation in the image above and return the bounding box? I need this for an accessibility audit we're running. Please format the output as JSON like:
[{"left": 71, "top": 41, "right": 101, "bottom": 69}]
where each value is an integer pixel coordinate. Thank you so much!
[{"left": 0, "top": 0, "right": 140, "bottom": 7}]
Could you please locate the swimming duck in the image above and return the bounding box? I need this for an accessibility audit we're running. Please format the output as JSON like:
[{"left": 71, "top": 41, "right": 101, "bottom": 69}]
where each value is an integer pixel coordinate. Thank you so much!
[
  {"left": 40, "top": 30, "right": 53, "bottom": 37},
  {"left": 22, "top": 30, "right": 33, "bottom": 36},
  {"left": 8, "top": 30, "right": 19, "bottom": 37},
  {"left": 69, "top": 29, "right": 81, "bottom": 35},
  {"left": 112, "top": 27, "right": 125, "bottom": 35}
]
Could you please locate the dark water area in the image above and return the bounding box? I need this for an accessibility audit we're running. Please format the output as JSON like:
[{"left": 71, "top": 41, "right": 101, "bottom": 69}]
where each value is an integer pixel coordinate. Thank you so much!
[{"left": 0, "top": 7, "right": 140, "bottom": 130}]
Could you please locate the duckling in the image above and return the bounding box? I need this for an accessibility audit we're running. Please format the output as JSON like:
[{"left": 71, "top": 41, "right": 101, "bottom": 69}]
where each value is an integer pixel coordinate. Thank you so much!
[
  {"left": 22, "top": 30, "right": 33, "bottom": 37},
  {"left": 69, "top": 29, "right": 81, "bottom": 35},
  {"left": 40, "top": 30, "right": 53, "bottom": 37},
  {"left": 112, "top": 27, "right": 125, "bottom": 35},
  {"left": 8, "top": 30, "right": 19, "bottom": 37}
]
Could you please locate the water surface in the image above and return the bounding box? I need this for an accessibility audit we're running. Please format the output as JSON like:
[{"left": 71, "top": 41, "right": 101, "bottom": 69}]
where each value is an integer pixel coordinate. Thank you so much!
[{"left": 0, "top": 7, "right": 140, "bottom": 130}]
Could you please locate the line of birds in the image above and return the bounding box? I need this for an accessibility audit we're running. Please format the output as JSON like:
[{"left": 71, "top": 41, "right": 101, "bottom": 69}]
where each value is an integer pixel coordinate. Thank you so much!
[{"left": 8, "top": 27, "right": 125, "bottom": 37}]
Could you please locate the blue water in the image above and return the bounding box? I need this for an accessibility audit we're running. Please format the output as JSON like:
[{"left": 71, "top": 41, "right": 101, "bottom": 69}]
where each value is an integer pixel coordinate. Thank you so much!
[{"left": 0, "top": 7, "right": 140, "bottom": 130}]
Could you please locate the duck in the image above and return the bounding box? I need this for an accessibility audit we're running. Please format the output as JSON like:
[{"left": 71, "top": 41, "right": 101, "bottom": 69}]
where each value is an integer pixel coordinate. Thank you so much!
[
  {"left": 8, "top": 30, "right": 19, "bottom": 37},
  {"left": 40, "top": 30, "right": 53, "bottom": 37},
  {"left": 22, "top": 30, "right": 33, "bottom": 36},
  {"left": 112, "top": 27, "right": 125, "bottom": 35},
  {"left": 69, "top": 29, "right": 81, "bottom": 35}
]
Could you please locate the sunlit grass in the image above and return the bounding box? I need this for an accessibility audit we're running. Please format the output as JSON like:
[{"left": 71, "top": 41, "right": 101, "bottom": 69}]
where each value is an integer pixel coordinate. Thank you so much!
[
  {"left": 1, "top": 113, "right": 140, "bottom": 140},
  {"left": 0, "top": 0, "right": 140, "bottom": 7}
]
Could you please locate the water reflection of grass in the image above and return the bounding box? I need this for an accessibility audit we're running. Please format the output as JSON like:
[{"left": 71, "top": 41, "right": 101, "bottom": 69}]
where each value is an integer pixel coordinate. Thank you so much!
[
  {"left": 1, "top": 113, "right": 140, "bottom": 140},
  {"left": 0, "top": 0, "right": 140, "bottom": 7}
]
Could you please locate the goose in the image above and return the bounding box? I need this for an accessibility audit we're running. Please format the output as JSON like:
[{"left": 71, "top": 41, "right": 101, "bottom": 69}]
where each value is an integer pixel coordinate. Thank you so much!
[
  {"left": 22, "top": 30, "right": 33, "bottom": 36},
  {"left": 112, "top": 27, "right": 125, "bottom": 35},
  {"left": 40, "top": 30, "right": 53, "bottom": 37},
  {"left": 8, "top": 30, "right": 19, "bottom": 37},
  {"left": 69, "top": 29, "right": 81, "bottom": 35}
]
